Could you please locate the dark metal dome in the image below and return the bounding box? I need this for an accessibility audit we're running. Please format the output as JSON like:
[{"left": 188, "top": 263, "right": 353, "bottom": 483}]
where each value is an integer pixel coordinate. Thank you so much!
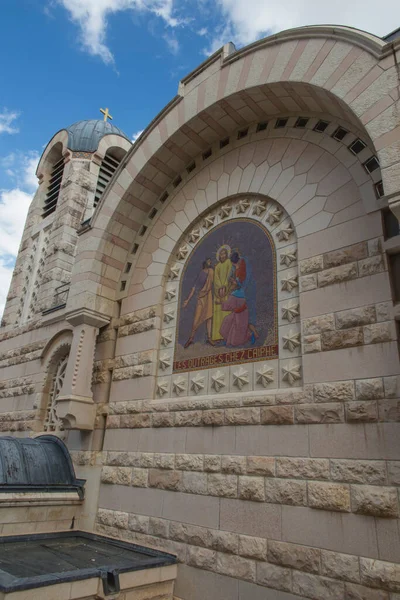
[
  {"left": 66, "top": 119, "right": 130, "bottom": 152},
  {"left": 0, "top": 435, "right": 84, "bottom": 495}
]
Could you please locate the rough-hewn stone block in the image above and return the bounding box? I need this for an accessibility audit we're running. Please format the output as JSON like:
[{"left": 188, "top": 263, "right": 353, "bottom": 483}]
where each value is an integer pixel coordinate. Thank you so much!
[
  {"left": 128, "top": 514, "right": 149, "bottom": 533},
  {"left": 300, "top": 274, "right": 318, "bottom": 291},
  {"left": 209, "top": 530, "right": 238, "bottom": 554},
  {"left": 268, "top": 540, "right": 320, "bottom": 574},
  {"left": 364, "top": 323, "right": 392, "bottom": 345},
  {"left": 308, "top": 482, "right": 351, "bottom": 512},
  {"left": 360, "top": 558, "right": 400, "bottom": 592},
  {"left": 378, "top": 399, "right": 400, "bottom": 421},
  {"left": 208, "top": 474, "right": 237, "bottom": 497},
  {"left": 148, "top": 469, "right": 182, "bottom": 491},
  {"left": 187, "top": 546, "right": 216, "bottom": 570},
  {"left": 203, "top": 455, "right": 221, "bottom": 472},
  {"left": 221, "top": 455, "right": 246, "bottom": 474},
  {"left": 181, "top": 471, "right": 208, "bottom": 495},
  {"left": 323, "top": 243, "right": 368, "bottom": 269},
  {"left": 295, "top": 403, "right": 344, "bottom": 424},
  {"left": 216, "top": 553, "right": 256, "bottom": 582},
  {"left": 131, "top": 468, "right": 149, "bottom": 487},
  {"left": 293, "top": 571, "right": 345, "bottom": 600},
  {"left": 148, "top": 517, "right": 169, "bottom": 538},
  {"left": 153, "top": 453, "right": 175, "bottom": 469},
  {"left": 303, "top": 314, "right": 335, "bottom": 335},
  {"left": 318, "top": 263, "right": 358, "bottom": 288},
  {"left": 152, "top": 412, "right": 175, "bottom": 427},
  {"left": 387, "top": 462, "right": 400, "bottom": 485},
  {"left": 358, "top": 255, "right": 386, "bottom": 277},
  {"left": 202, "top": 409, "right": 225, "bottom": 426},
  {"left": 264, "top": 478, "right": 307, "bottom": 506},
  {"left": 276, "top": 457, "right": 330, "bottom": 480},
  {"left": 260, "top": 405, "right": 294, "bottom": 424},
  {"left": 330, "top": 459, "right": 386, "bottom": 485},
  {"left": 239, "top": 476, "right": 265, "bottom": 502},
  {"left": 344, "top": 582, "right": 389, "bottom": 600},
  {"left": 304, "top": 334, "right": 322, "bottom": 353},
  {"left": 345, "top": 401, "right": 378, "bottom": 422},
  {"left": 174, "top": 411, "right": 202, "bottom": 427},
  {"left": 335, "top": 306, "right": 376, "bottom": 330},
  {"left": 238, "top": 535, "right": 267, "bottom": 560},
  {"left": 300, "top": 255, "right": 324, "bottom": 275},
  {"left": 356, "top": 379, "right": 384, "bottom": 400},
  {"left": 314, "top": 381, "right": 355, "bottom": 403},
  {"left": 351, "top": 485, "right": 399, "bottom": 518},
  {"left": 246, "top": 456, "right": 275, "bottom": 476},
  {"left": 175, "top": 454, "right": 203, "bottom": 471},
  {"left": 225, "top": 407, "right": 260, "bottom": 425},
  {"left": 101, "top": 466, "right": 131, "bottom": 485},
  {"left": 257, "top": 562, "right": 292, "bottom": 591},
  {"left": 321, "top": 549, "right": 360, "bottom": 583},
  {"left": 321, "top": 328, "right": 363, "bottom": 351}
]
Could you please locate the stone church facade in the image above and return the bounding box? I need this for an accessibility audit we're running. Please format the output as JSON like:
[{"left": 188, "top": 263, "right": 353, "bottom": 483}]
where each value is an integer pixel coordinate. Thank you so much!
[{"left": 1, "top": 24, "right": 400, "bottom": 599}]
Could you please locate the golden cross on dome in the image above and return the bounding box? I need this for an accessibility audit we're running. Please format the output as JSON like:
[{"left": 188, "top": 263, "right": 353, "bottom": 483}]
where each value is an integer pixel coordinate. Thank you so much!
[{"left": 100, "top": 107, "right": 113, "bottom": 122}]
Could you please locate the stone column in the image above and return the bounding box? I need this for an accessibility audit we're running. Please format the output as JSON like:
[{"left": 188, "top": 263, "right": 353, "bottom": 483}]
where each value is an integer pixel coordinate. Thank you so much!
[
  {"left": 389, "top": 191, "right": 400, "bottom": 224},
  {"left": 56, "top": 308, "right": 110, "bottom": 430}
]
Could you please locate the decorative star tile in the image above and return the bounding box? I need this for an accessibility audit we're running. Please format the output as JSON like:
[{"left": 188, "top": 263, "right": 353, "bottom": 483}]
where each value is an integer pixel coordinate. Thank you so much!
[
  {"left": 159, "top": 354, "right": 171, "bottom": 371},
  {"left": 282, "top": 331, "right": 301, "bottom": 352},
  {"left": 191, "top": 373, "right": 205, "bottom": 394},
  {"left": 236, "top": 199, "right": 251, "bottom": 214},
  {"left": 203, "top": 215, "right": 216, "bottom": 229},
  {"left": 281, "top": 302, "right": 300, "bottom": 323},
  {"left": 188, "top": 229, "right": 201, "bottom": 244},
  {"left": 277, "top": 225, "right": 295, "bottom": 242},
  {"left": 252, "top": 200, "right": 267, "bottom": 216},
  {"left": 169, "top": 264, "right": 180, "bottom": 280},
  {"left": 165, "top": 288, "right": 176, "bottom": 301},
  {"left": 211, "top": 370, "right": 226, "bottom": 392},
  {"left": 161, "top": 333, "right": 173, "bottom": 347},
  {"left": 172, "top": 377, "right": 187, "bottom": 396},
  {"left": 280, "top": 249, "right": 297, "bottom": 267},
  {"left": 163, "top": 310, "right": 175, "bottom": 324},
  {"left": 157, "top": 381, "right": 169, "bottom": 397},
  {"left": 232, "top": 367, "right": 249, "bottom": 390},
  {"left": 282, "top": 363, "right": 302, "bottom": 386},
  {"left": 177, "top": 245, "right": 189, "bottom": 260},
  {"left": 281, "top": 274, "right": 299, "bottom": 292},
  {"left": 256, "top": 366, "right": 274, "bottom": 388},
  {"left": 219, "top": 204, "right": 232, "bottom": 219},
  {"left": 267, "top": 207, "right": 283, "bottom": 225}
]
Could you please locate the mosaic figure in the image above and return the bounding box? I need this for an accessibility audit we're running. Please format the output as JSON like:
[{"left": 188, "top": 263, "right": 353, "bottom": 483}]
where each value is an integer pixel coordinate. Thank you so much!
[{"left": 211, "top": 245, "right": 232, "bottom": 342}]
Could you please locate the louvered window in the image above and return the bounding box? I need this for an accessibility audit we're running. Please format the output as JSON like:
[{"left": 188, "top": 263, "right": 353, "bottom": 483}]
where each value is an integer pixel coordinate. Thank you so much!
[
  {"left": 94, "top": 152, "right": 121, "bottom": 208},
  {"left": 43, "top": 156, "right": 64, "bottom": 218}
]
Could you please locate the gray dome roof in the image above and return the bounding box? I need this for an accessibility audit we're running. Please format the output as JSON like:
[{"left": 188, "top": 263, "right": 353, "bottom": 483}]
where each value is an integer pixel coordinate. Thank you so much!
[{"left": 66, "top": 119, "right": 130, "bottom": 152}]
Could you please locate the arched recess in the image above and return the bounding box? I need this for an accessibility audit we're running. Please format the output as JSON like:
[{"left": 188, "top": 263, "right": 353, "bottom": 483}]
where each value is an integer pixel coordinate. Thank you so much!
[
  {"left": 155, "top": 194, "right": 300, "bottom": 399},
  {"left": 35, "top": 329, "right": 73, "bottom": 435},
  {"left": 68, "top": 26, "right": 397, "bottom": 318}
]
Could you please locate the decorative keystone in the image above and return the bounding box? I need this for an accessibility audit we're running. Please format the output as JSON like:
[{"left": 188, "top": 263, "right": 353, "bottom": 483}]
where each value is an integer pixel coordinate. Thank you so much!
[
  {"left": 219, "top": 204, "right": 232, "bottom": 219},
  {"left": 281, "top": 302, "right": 300, "bottom": 322},
  {"left": 188, "top": 229, "right": 201, "bottom": 243},
  {"left": 281, "top": 274, "right": 299, "bottom": 292},
  {"left": 211, "top": 370, "right": 226, "bottom": 392},
  {"left": 280, "top": 249, "right": 297, "bottom": 267},
  {"left": 236, "top": 199, "right": 251, "bottom": 214},
  {"left": 277, "top": 224, "right": 294, "bottom": 241},
  {"left": 203, "top": 215, "right": 216, "bottom": 229},
  {"left": 157, "top": 381, "right": 169, "bottom": 397},
  {"left": 159, "top": 354, "right": 171, "bottom": 370},
  {"left": 172, "top": 377, "right": 187, "bottom": 396},
  {"left": 282, "top": 331, "right": 301, "bottom": 352},
  {"left": 165, "top": 287, "right": 176, "bottom": 301},
  {"left": 267, "top": 207, "right": 282, "bottom": 225},
  {"left": 252, "top": 199, "right": 267, "bottom": 216},
  {"left": 191, "top": 373, "right": 205, "bottom": 394},
  {"left": 256, "top": 366, "right": 274, "bottom": 388},
  {"left": 161, "top": 333, "right": 173, "bottom": 347},
  {"left": 169, "top": 264, "right": 180, "bottom": 280},
  {"left": 232, "top": 367, "right": 249, "bottom": 390},
  {"left": 177, "top": 245, "right": 189, "bottom": 260},
  {"left": 282, "top": 363, "right": 302, "bottom": 386},
  {"left": 163, "top": 310, "right": 175, "bottom": 324}
]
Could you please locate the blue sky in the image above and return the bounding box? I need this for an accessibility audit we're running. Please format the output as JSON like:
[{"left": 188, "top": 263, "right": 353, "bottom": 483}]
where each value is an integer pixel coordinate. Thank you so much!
[{"left": 0, "top": 0, "right": 399, "bottom": 315}]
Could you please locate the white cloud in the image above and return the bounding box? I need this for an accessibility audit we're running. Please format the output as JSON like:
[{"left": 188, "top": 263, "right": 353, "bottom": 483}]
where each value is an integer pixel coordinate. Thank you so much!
[
  {"left": 208, "top": 0, "right": 400, "bottom": 52},
  {"left": 163, "top": 33, "right": 179, "bottom": 54},
  {"left": 0, "top": 109, "right": 20, "bottom": 135},
  {"left": 132, "top": 129, "right": 144, "bottom": 142},
  {"left": 58, "top": 0, "right": 182, "bottom": 63}
]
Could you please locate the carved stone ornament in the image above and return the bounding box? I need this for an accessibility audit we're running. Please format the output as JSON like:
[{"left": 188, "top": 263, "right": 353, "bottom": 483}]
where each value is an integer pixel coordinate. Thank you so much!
[
  {"left": 177, "top": 245, "right": 189, "bottom": 260},
  {"left": 157, "top": 381, "right": 169, "bottom": 397},
  {"left": 163, "top": 310, "right": 175, "bottom": 324},
  {"left": 282, "top": 363, "right": 302, "bottom": 386},
  {"left": 267, "top": 207, "right": 282, "bottom": 225},
  {"left": 172, "top": 377, "right": 187, "bottom": 396},
  {"left": 280, "top": 249, "right": 297, "bottom": 267},
  {"left": 165, "top": 288, "right": 176, "bottom": 301},
  {"left": 281, "top": 274, "right": 299, "bottom": 292},
  {"left": 188, "top": 229, "right": 201, "bottom": 244},
  {"left": 282, "top": 331, "right": 301, "bottom": 352},
  {"left": 219, "top": 204, "right": 232, "bottom": 219},
  {"left": 191, "top": 373, "right": 205, "bottom": 394},
  {"left": 252, "top": 199, "right": 267, "bottom": 216},
  {"left": 159, "top": 354, "right": 171, "bottom": 370},
  {"left": 277, "top": 224, "right": 295, "bottom": 241},
  {"left": 232, "top": 367, "right": 249, "bottom": 390},
  {"left": 44, "top": 355, "right": 68, "bottom": 433},
  {"left": 281, "top": 301, "right": 300, "bottom": 323},
  {"left": 236, "top": 199, "right": 251, "bottom": 214},
  {"left": 203, "top": 214, "right": 216, "bottom": 229},
  {"left": 256, "top": 365, "right": 274, "bottom": 388},
  {"left": 169, "top": 264, "right": 180, "bottom": 280},
  {"left": 211, "top": 370, "right": 226, "bottom": 392},
  {"left": 161, "top": 333, "right": 173, "bottom": 347}
]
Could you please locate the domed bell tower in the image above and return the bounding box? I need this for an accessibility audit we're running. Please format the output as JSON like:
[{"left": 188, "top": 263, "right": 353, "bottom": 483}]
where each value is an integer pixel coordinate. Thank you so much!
[{"left": 2, "top": 114, "right": 132, "bottom": 329}]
